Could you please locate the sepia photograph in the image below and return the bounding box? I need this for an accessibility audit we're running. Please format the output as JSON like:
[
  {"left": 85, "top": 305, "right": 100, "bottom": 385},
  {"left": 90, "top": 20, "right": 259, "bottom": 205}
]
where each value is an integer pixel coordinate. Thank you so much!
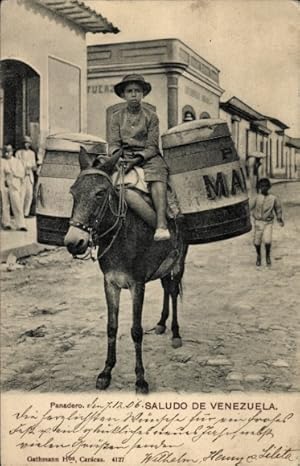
[{"left": 1, "top": 0, "right": 299, "bottom": 465}]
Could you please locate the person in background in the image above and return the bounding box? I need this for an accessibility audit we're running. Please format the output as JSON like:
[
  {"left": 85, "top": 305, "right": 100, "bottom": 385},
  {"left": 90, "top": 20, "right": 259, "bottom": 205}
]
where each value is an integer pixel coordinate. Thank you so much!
[
  {"left": 1, "top": 144, "right": 27, "bottom": 231},
  {"left": 247, "top": 152, "right": 265, "bottom": 196},
  {"left": 251, "top": 178, "right": 284, "bottom": 267},
  {"left": 36, "top": 142, "right": 45, "bottom": 175},
  {"left": 253, "top": 158, "right": 263, "bottom": 192},
  {"left": 0, "top": 147, "right": 6, "bottom": 229},
  {"left": 16, "top": 135, "right": 37, "bottom": 217}
]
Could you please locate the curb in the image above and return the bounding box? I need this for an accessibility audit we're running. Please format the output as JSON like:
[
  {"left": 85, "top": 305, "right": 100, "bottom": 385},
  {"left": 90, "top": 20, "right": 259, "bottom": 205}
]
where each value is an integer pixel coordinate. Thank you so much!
[{"left": 1, "top": 243, "right": 55, "bottom": 263}]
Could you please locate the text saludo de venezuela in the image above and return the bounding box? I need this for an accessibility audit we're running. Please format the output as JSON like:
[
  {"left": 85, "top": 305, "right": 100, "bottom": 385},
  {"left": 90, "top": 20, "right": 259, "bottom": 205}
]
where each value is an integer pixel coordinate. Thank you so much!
[{"left": 144, "top": 401, "right": 276, "bottom": 410}]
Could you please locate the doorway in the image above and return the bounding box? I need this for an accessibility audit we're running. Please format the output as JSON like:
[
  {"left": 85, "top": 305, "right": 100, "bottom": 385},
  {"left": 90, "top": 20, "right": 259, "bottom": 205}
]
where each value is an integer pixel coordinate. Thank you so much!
[{"left": 0, "top": 59, "right": 40, "bottom": 150}]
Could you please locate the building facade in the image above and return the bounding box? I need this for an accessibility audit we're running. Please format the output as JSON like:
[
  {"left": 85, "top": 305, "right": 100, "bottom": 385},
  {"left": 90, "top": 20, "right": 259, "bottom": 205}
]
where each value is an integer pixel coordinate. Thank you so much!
[
  {"left": 285, "top": 137, "right": 300, "bottom": 180},
  {"left": 87, "top": 39, "right": 224, "bottom": 139},
  {"left": 220, "top": 97, "right": 298, "bottom": 180},
  {"left": 0, "top": 0, "right": 118, "bottom": 151}
]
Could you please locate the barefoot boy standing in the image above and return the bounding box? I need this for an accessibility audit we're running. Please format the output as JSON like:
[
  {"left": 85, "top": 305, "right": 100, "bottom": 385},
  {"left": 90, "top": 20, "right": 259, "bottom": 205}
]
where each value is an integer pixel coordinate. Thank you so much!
[{"left": 251, "top": 178, "right": 284, "bottom": 266}]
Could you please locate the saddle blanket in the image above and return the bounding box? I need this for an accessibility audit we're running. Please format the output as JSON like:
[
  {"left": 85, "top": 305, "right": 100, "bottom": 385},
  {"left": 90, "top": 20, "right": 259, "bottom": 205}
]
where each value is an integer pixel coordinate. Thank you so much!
[{"left": 112, "top": 167, "right": 149, "bottom": 193}]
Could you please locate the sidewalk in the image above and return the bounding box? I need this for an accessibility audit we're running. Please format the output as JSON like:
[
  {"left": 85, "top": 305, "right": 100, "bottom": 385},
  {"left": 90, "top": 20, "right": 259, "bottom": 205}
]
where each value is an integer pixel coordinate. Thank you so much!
[{"left": 0, "top": 217, "right": 53, "bottom": 263}]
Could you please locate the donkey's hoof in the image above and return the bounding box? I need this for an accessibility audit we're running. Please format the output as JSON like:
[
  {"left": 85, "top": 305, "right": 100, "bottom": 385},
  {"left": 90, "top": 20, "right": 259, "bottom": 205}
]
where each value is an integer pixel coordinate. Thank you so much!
[
  {"left": 136, "top": 380, "right": 149, "bottom": 394},
  {"left": 172, "top": 337, "right": 182, "bottom": 349},
  {"left": 155, "top": 324, "right": 166, "bottom": 335},
  {"left": 96, "top": 373, "right": 111, "bottom": 390}
]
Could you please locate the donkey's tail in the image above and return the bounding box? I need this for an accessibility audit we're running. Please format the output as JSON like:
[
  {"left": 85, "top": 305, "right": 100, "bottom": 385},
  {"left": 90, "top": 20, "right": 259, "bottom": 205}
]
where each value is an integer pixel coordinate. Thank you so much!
[{"left": 179, "top": 279, "right": 184, "bottom": 302}]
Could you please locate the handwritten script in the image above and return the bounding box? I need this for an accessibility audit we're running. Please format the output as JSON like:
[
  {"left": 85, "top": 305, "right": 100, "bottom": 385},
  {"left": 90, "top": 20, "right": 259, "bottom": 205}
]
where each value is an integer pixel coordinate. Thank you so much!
[{"left": 2, "top": 394, "right": 300, "bottom": 465}]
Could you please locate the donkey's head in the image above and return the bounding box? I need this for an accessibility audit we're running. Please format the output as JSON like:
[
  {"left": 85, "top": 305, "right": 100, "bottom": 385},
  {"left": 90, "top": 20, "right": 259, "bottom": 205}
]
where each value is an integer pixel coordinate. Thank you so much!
[{"left": 64, "top": 146, "right": 120, "bottom": 256}]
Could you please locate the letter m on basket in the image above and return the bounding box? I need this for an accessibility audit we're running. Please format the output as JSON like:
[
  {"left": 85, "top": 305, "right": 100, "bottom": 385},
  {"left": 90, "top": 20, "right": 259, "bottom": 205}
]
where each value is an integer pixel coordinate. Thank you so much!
[{"left": 203, "top": 172, "right": 229, "bottom": 200}]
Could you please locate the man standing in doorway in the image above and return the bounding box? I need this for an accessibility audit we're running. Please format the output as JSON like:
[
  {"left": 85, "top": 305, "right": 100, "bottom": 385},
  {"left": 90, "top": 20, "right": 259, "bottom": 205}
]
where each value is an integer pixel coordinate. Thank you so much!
[
  {"left": 247, "top": 151, "right": 266, "bottom": 197},
  {"left": 1, "top": 144, "right": 27, "bottom": 231},
  {"left": 16, "top": 135, "right": 37, "bottom": 217}
]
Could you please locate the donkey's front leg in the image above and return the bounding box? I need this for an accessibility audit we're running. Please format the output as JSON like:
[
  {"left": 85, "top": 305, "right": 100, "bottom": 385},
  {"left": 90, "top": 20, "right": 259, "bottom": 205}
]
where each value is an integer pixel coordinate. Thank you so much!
[
  {"left": 130, "top": 281, "right": 149, "bottom": 394},
  {"left": 96, "top": 276, "right": 120, "bottom": 390},
  {"left": 159, "top": 275, "right": 182, "bottom": 348}
]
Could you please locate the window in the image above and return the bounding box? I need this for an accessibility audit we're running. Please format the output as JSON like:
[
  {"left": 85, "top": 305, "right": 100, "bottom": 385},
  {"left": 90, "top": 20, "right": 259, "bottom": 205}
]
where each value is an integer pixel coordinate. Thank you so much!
[
  {"left": 260, "top": 140, "right": 264, "bottom": 152},
  {"left": 182, "top": 105, "right": 196, "bottom": 122},
  {"left": 200, "top": 111, "right": 211, "bottom": 119},
  {"left": 269, "top": 138, "right": 273, "bottom": 177},
  {"left": 265, "top": 140, "right": 269, "bottom": 176}
]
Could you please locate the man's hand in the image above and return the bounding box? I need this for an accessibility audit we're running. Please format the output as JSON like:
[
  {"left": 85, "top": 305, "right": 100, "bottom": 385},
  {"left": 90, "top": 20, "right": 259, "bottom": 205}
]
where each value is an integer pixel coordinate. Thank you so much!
[
  {"left": 278, "top": 218, "right": 285, "bottom": 227},
  {"left": 124, "top": 155, "right": 143, "bottom": 174}
]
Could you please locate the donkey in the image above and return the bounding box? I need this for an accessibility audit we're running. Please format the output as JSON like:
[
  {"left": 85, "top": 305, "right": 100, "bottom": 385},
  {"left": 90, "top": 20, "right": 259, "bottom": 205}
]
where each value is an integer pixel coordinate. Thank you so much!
[{"left": 64, "top": 148, "right": 188, "bottom": 393}]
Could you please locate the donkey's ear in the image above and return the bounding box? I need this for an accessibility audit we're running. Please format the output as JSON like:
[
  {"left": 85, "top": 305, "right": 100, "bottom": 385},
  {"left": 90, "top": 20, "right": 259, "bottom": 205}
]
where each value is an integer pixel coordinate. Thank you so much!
[
  {"left": 93, "top": 149, "right": 122, "bottom": 174},
  {"left": 93, "top": 156, "right": 115, "bottom": 174},
  {"left": 79, "top": 146, "right": 92, "bottom": 171}
]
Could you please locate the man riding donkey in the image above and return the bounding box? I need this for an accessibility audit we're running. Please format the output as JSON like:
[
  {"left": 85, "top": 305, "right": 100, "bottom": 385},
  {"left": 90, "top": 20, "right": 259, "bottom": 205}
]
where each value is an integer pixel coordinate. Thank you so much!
[{"left": 108, "top": 74, "right": 173, "bottom": 241}]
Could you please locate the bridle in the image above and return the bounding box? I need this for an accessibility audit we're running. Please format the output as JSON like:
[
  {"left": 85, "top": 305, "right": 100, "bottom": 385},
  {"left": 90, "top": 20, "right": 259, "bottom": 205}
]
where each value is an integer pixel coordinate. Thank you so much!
[{"left": 69, "top": 165, "right": 127, "bottom": 261}]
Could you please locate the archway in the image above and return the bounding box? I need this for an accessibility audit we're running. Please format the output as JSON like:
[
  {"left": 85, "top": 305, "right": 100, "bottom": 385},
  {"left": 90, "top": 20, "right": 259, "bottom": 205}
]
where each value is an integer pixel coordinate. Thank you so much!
[{"left": 0, "top": 59, "right": 40, "bottom": 150}]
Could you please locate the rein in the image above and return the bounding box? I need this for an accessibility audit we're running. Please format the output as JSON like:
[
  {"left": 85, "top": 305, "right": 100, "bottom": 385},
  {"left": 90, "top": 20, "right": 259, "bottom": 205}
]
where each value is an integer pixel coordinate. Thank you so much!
[{"left": 70, "top": 164, "right": 127, "bottom": 261}]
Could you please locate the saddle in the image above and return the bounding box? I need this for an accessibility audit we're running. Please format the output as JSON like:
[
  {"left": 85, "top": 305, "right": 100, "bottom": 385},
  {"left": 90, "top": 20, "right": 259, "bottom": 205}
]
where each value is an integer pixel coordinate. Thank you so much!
[{"left": 112, "top": 166, "right": 181, "bottom": 219}]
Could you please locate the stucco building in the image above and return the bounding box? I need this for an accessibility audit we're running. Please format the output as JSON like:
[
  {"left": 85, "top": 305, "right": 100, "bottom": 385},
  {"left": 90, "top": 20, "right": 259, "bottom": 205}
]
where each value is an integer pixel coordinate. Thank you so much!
[
  {"left": 87, "top": 39, "right": 224, "bottom": 139},
  {"left": 220, "top": 97, "right": 298, "bottom": 180},
  {"left": 0, "top": 0, "right": 118, "bottom": 150},
  {"left": 285, "top": 137, "right": 300, "bottom": 180}
]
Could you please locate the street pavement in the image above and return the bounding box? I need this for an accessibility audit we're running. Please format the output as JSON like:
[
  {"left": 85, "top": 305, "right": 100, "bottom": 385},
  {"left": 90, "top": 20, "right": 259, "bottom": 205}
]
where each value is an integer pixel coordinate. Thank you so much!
[{"left": 1, "top": 181, "right": 299, "bottom": 393}]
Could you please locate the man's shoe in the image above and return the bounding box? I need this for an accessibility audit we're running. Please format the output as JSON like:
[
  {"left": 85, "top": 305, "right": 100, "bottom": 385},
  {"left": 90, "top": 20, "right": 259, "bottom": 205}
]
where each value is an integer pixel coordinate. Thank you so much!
[
  {"left": 17, "top": 227, "right": 28, "bottom": 232},
  {"left": 154, "top": 228, "right": 171, "bottom": 241},
  {"left": 256, "top": 256, "right": 261, "bottom": 266},
  {"left": 266, "top": 256, "right": 272, "bottom": 266}
]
